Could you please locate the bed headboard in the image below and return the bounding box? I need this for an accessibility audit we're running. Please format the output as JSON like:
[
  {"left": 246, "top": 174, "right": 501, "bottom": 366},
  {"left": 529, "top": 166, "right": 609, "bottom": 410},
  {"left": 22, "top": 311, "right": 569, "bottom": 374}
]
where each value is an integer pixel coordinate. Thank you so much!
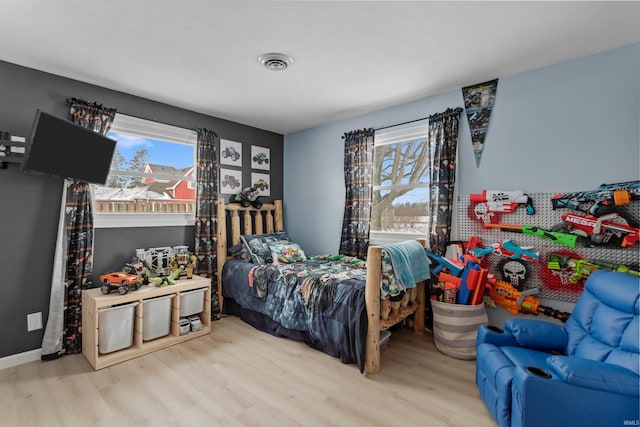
[{"left": 215, "top": 197, "right": 284, "bottom": 300}]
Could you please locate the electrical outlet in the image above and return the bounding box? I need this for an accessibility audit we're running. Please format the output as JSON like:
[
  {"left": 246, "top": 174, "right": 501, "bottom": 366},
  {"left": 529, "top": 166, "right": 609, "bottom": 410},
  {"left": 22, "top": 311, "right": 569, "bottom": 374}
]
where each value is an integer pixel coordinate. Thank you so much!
[{"left": 27, "top": 312, "right": 42, "bottom": 331}]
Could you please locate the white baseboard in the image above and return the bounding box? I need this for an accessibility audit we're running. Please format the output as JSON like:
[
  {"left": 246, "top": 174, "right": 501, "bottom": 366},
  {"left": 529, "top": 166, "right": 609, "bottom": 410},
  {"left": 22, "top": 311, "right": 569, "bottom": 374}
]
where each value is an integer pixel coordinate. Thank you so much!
[{"left": 0, "top": 348, "right": 41, "bottom": 370}]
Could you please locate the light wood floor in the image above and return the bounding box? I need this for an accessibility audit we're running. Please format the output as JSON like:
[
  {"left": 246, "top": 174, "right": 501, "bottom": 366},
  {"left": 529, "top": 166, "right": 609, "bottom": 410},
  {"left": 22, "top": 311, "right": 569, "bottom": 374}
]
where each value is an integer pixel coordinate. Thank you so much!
[{"left": 0, "top": 316, "right": 497, "bottom": 427}]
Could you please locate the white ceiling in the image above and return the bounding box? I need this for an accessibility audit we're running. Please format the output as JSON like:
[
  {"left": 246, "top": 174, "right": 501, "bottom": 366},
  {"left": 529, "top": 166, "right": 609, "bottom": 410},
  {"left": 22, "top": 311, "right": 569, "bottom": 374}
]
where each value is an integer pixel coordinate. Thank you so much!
[{"left": 1, "top": 1, "right": 640, "bottom": 135}]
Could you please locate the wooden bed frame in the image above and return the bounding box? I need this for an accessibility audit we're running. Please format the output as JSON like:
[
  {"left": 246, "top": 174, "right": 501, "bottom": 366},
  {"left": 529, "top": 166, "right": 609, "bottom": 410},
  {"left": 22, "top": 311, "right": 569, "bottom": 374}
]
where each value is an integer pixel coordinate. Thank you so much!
[{"left": 215, "top": 198, "right": 425, "bottom": 374}]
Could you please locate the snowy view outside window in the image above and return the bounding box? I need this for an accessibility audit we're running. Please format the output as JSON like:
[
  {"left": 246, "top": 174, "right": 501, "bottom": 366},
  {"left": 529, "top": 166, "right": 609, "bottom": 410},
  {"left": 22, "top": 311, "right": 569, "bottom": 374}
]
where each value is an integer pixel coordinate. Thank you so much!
[
  {"left": 371, "top": 120, "right": 429, "bottom": 244},
  {"left": 92, "top": 114, "right": 197, "bottom": 227}
]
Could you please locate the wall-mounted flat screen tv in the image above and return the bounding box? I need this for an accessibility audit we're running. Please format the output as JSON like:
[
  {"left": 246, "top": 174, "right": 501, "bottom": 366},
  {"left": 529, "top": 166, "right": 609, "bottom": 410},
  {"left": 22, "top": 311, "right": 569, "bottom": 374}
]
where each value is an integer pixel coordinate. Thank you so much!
[{"left": 22, "top": 109, "right": 117, "bottom": 185}]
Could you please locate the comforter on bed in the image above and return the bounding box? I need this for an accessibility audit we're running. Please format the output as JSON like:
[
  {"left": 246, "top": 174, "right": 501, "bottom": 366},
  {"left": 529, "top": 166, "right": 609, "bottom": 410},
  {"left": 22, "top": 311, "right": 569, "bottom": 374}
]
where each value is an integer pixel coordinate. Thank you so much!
[{"left": 222, "top": 255, "right": 368, "bottom": 372}]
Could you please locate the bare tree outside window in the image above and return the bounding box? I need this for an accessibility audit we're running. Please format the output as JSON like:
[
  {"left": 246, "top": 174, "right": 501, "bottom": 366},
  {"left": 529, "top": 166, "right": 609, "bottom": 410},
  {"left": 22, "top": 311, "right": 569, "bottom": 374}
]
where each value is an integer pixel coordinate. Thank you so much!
[{"left": 371, "top": 122, "right": 429, "bottom": 243}]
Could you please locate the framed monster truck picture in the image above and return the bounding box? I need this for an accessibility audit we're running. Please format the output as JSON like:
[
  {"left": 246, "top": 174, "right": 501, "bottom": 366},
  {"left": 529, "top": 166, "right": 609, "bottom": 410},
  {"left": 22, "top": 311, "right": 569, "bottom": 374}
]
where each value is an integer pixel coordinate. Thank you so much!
[
  {"left": 220, "top": 139, "right": 242, "bottom": 167},
  {"left": 251, "top": 145, "right": 270, "bottom": 171},
  {"left": 220, "top": 168, "right": 242, "bottom": 194},
  {"left": 251, "top": 172, "right": 270, "bottom": 196}
]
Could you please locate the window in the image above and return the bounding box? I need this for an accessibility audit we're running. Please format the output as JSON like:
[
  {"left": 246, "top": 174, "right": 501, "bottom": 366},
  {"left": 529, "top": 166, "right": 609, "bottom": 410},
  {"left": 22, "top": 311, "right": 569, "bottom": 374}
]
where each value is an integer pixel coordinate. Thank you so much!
[
  {"left": 93, "top": 114, "right": 198, "bottom": 228},
  {"left": 370, "top": 120, "right": 429, "bottom": 245}
]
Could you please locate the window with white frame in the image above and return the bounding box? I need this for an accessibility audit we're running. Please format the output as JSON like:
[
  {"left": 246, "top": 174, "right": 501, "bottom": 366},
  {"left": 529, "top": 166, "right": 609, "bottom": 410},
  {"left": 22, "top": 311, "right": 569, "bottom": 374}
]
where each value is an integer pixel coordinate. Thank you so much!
[
  {"left": 93, "top": 114, "right": 198, "bottom": 228},
  {"left": 370, "top": 120, "right": 430, "bottom": 245}
]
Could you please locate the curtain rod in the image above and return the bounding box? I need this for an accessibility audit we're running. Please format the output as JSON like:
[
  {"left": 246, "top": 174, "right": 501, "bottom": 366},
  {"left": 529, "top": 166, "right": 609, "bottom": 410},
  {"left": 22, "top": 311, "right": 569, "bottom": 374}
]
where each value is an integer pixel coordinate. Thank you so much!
[
  {"left": 375, "top": 107, "right": 463, "bottom": 132},
  {"left": 65, "top": 97, "right": 117, "bottom": 112}
]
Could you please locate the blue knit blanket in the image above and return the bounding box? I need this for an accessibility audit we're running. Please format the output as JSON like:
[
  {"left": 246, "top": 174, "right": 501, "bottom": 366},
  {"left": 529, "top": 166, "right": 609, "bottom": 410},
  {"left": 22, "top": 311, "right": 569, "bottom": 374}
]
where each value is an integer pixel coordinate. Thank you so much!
[{"left": 382, "top": 240, "right": 430, "bottom": 290}]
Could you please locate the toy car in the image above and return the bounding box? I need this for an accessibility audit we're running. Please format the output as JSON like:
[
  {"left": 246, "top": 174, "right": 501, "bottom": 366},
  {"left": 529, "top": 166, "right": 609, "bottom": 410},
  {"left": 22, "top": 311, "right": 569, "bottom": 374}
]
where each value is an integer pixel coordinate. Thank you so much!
[
  {"left": 99, "top": 271, "right": 141, "bottom": 295},
  {"left": 233, "top": 186, "right": 262, "bottom": 208},
  {"left": 179, "top": 317, "right": 191, "bottom": 335},
  {"left": 188, "top": 315, "right": 203, "bottom": 332},
  {"left": 122, "top": 260, "right": 152, "bottom": 285}
]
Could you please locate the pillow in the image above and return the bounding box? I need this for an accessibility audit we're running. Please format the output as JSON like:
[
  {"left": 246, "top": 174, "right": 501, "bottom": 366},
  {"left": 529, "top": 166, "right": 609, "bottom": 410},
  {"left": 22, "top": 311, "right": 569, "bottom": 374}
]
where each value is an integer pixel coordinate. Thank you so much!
[
  {"left": 270, "top": 242, "right": 307, "bottom": 265},
  {"left": 227, "top": 243, "right": 251, "bottom": 262},
  {"left": 241, "top": 232, "right": 291, "bottom": 264}
]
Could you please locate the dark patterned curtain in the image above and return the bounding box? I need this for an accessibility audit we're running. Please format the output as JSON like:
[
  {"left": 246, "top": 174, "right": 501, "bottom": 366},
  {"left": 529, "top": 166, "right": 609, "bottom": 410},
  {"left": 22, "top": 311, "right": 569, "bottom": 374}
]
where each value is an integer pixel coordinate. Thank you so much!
[
  {"left": 339, "top": 128, "right": 374, "bottom": 259},
  {"left": 194, "top": 128, "right": 220, "bottom": 321},
  {"left": 42, "top": 98, "right": 116, "bottom": 359},
  {"left": 427, "top": 108, "right": 462, "bottom": 255}
]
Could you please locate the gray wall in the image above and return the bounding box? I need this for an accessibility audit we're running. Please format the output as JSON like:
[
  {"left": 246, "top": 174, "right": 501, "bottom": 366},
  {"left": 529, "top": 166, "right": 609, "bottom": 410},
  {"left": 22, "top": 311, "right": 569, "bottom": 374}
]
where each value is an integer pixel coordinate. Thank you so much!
[
  {"left": 284, "top": 43, "right": 640, "bottom": 324},
  {"left": 0, "top": 60, "right": 283, "bottom": 358}
]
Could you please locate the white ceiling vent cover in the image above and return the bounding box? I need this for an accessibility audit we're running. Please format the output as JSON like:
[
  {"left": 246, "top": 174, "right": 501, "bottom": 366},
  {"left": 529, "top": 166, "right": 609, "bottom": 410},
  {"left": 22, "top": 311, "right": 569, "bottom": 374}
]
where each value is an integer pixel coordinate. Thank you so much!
[{"left": 259, "top": 53, "right": 294, "bottom": 71}]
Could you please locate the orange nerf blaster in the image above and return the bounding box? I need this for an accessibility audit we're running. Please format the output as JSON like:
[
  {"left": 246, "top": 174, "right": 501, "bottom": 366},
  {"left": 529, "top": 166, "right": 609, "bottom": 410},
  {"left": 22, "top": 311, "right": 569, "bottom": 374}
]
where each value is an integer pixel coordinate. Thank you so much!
[
  {"left": 489, "top": 280, "right": 571, "bottom": 322},
  {"left": 437, "top": 265, "right": 489, "bottom": 306}
]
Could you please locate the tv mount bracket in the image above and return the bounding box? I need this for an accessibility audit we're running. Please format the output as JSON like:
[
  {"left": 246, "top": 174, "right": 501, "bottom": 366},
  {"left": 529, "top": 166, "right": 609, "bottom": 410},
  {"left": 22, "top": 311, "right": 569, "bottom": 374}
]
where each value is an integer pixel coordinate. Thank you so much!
[{"left": 0, "top": 131, "right": 27, "bottom": 168}]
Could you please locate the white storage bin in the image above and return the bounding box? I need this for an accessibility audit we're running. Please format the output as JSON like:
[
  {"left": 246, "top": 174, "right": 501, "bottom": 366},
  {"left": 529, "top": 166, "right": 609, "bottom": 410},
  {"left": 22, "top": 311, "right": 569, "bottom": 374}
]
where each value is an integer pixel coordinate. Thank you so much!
[
  {"left": 143, "top": 295, "right": 174, "bottom": 341},
  {"left": 98, "top": 302, "right": 138, "bottom": 354},
  {"left": 179, "top": 288, "right": 206, "bottom": 317}
]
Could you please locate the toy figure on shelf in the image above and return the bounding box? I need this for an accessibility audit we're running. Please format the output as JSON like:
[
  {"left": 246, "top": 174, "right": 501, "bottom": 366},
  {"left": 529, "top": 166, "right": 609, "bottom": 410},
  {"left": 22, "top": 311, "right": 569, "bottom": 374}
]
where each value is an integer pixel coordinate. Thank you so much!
[
  {"left": 149, "top": 266, "right": 184, "bottom": 287},
  {"left": 169, "top": 247, "right": 196, "bottom": 279},
  {"left": 136, "top": 247, "right": 173, "bottom": 276}
]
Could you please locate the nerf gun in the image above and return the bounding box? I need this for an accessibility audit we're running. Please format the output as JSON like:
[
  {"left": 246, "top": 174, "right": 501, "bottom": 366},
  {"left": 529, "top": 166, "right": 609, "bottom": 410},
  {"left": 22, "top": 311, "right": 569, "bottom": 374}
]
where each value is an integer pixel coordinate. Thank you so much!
[
  {"left": 488, "top": 280, "right": 571, "bottom": 322},
  {"left": 470, "top": 239, "right": 540, "bottom": 263},
  {"left": 470, "top": 190, "right": 535, "bottom": 215},
  {"left": 435, "top": 261, "right": 489, "bottom": 305},
  {"left": 483, "top": 222, "right": 577, "bottom": 248},
  {"left": 548, "top": 253, "right": 640, "bottom": 284},
  {"left": 551, "top": 180, "right": 640, "bottom": 216},
  {"left": 560, "top": 212, "right": 639, "bottom": 248},
  {"left": 426, "top": 251, "right": 465, "bottom": 276}
]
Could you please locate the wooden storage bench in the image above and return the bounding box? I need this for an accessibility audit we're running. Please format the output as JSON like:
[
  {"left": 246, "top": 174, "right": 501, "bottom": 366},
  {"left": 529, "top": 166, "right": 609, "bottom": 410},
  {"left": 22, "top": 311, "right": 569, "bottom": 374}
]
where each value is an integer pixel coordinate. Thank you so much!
[{"left": 81, "top": 275, "right": 211, "bottom": 370}]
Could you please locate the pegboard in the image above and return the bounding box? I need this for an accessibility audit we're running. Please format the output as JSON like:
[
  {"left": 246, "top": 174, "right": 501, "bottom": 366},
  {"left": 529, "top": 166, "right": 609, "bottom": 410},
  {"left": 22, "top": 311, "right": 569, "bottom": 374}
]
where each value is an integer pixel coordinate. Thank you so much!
[{"left": 457, "top": 191, "right": 639, "bottom": 303}]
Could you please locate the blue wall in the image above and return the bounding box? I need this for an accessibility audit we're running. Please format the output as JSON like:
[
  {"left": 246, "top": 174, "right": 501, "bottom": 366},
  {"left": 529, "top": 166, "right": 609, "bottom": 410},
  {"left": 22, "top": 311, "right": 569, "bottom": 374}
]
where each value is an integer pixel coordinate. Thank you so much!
[
  {"left": 284, "top": 43, "right": 639, "bottom": 323},
  {"left": 284, "top": 43, "right": 640, "bottom": 256}
]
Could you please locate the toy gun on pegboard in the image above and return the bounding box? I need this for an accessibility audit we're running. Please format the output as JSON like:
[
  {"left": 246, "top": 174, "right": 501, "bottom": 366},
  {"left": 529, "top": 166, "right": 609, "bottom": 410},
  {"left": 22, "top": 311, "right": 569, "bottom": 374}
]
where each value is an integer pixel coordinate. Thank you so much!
[
  {"left": 483, "top": 222, "right": 578, "bottom": 248},
  {"left": 560, "top": 212, "right": 639, "bottom": 248},
  {"left": 488, "top": 280, "right": 571, "bottom": 322},
  {"left": 551, "top": 180, "right": 640, "bottom": 216},
  {"left": 547, "top": 253, "right": 640, "bottom": 284},
  {"left": 470, "top": 190, "right": 535, "bottom": 215}
]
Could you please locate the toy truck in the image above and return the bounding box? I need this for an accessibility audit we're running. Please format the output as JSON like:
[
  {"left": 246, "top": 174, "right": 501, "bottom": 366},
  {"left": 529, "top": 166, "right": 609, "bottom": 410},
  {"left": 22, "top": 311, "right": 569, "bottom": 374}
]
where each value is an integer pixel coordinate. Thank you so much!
[{"left": 99, "top": 271, "right": 141, "bottom": 295}]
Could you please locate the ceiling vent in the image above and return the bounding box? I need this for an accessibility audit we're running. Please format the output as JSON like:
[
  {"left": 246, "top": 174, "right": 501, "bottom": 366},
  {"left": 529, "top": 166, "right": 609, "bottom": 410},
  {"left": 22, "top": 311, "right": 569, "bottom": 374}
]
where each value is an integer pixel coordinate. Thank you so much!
[{"left": 258, "top": 53, "right": 293, "bottom": 71}]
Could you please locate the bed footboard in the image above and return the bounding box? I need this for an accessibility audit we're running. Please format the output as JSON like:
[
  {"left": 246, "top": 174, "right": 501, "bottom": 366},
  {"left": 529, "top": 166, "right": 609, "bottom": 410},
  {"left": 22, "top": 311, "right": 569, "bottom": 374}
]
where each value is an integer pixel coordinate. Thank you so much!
[{"left": 364, "top": 240, "right": 427, "bottom": 374}]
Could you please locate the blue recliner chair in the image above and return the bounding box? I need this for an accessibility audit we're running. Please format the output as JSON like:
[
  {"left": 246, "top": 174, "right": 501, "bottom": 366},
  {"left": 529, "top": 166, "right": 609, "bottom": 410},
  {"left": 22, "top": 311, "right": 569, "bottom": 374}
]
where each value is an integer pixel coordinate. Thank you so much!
[{"left": 476, "top": 270, "right": 639, "bottom": 427}]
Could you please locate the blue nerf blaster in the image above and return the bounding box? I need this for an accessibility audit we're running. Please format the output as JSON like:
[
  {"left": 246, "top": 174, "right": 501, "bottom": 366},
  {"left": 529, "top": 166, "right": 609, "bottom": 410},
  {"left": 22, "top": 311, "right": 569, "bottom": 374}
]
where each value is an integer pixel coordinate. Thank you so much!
[
  {"left": 426, "top": 252, "right": 464, "bottom": 276},
  {"left": 457, "top": 260, "right": 481, "bottom": 305}
]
